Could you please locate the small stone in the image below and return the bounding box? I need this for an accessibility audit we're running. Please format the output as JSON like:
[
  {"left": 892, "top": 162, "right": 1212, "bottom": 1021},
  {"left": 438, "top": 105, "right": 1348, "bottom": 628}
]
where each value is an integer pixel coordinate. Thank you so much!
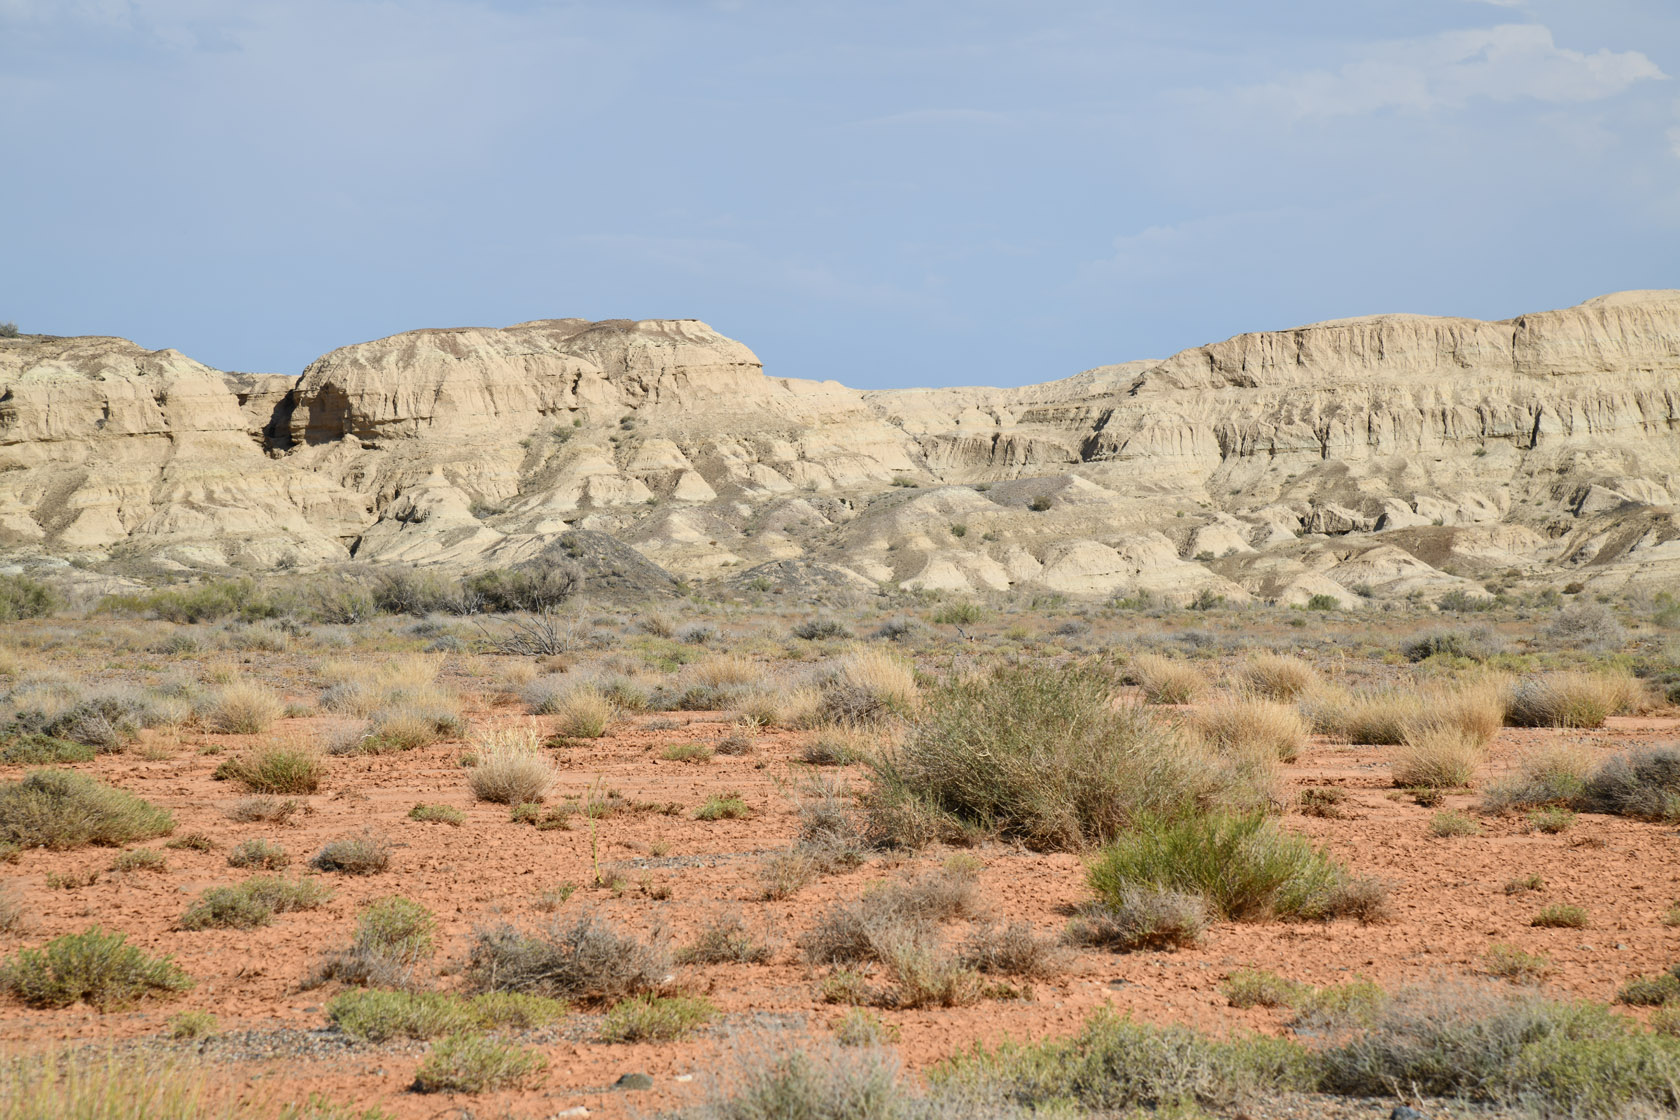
[
  {"left": 675, "top": 1074, "right": 694, "bottom": 1083},
  {"left": 615, "top": 1073, "right": 654, "bottom": 1091},
  {"left": 1391, "top": 1107, "right": 1426, "bottom": 1120},
  {"left": 552, "top": 1109, "right": 590, "bottom": 1119}
]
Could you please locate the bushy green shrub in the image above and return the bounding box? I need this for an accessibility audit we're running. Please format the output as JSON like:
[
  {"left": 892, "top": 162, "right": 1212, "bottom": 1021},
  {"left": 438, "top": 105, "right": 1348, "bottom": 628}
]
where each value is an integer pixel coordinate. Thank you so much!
[
  {"left": 934, "top": 1010, "right": 1311, "bottom": 1111},
  {"left": 868, "top": 665, "right": 1268, "bottom": 852},
  {"left": 465, "top": 558, "right": 581, "bottom": 613},
  {"left": 1087, "top": 812, "right": 1375, "bottom": 921},
  {"left": 0, "top": 926, "right": 192, "bottom": 1009},
  {"left": 411, "top": 1031, "right": 546, "bottom": 1093},
  {"left": 180, "top": 875, "right": 332, "bottom": 930},
  {"left": 212, "top": 746, "right": 322, "bottom": 794},
  {"left": 0, "top": 574, "right": 61, "bottom": 621},
  {"left": 0, "top": 769, "right": 173, "bottom": 850},
  {"left": 327, "top": 988, "right": 565, "bottom": 1042},
  {"left": 600, "top": 994, "right": 716, "bottom": 1042}
]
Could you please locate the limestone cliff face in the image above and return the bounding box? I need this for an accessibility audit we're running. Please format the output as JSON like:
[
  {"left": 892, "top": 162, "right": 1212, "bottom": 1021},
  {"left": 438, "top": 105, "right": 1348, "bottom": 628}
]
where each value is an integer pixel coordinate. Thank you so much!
[
  {"left": 3, "top": 292, "right": 1676, "bottom": 599},
  {"left": 0, "top": 336, "right": 364, "bottom": 567}
]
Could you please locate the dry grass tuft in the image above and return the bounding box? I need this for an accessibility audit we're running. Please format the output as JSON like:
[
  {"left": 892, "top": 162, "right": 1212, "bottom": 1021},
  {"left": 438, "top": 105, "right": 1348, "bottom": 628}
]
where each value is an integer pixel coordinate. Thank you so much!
[
  {"left": 205, "top": 682, "right": 282, "bottom": 735},
  {"left": 1506, "top": 671, "right": 1645, "bottom": 729},
  {"left": 468, "top": 722, "right": 554, "bottom": 804},
  {"left": 1237, "top": 654, "right": 1319, "bottom": 700},
  {"left": 1190, "top": 695, "right": 1308, "bottom": 761},
  {"left": 1392, "top": 726, "right": 1487, "bottom": 789},
  {"left": 820, "top": 647, "right": 919, "bottom": 727},
  {"left": 1129, "top": 653, "right": 1206, "bottom": 705},
  {"left": 549, "top": 685, "right": 614, "bottom": 739}
]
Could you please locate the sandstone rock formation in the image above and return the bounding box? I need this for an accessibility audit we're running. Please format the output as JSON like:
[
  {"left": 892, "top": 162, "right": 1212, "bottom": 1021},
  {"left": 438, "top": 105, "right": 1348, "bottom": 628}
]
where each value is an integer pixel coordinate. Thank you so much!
[{"left": 3, "top": 291, "right": 1676, "bottom": 602}]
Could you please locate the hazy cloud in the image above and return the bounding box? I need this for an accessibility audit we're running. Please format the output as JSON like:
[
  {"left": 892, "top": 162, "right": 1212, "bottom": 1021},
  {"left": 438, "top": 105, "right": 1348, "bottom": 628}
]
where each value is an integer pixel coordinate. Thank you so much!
[{"left": 1246, "top": 23, "right": 1664, "bottom": 117}]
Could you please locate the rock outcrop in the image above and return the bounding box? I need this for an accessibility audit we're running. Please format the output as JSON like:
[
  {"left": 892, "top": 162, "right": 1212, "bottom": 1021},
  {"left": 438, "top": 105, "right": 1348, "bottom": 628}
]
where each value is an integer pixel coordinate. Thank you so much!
[{"left": 3, "top": 291, "right": 1677, "bottom": 601}]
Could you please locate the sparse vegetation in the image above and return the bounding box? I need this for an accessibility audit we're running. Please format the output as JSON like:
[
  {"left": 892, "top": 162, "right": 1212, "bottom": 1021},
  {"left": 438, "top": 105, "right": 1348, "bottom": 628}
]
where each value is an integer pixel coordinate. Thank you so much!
[{"left": 468, "top": 722, "right": 554, "bottom": 804}]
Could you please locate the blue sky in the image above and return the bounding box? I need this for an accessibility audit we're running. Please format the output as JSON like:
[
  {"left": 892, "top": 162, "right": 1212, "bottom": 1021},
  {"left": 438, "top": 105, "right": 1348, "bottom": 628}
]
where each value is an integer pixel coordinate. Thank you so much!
[{"left": 2, "top": 1, "right": 1675, "bottom": 387}]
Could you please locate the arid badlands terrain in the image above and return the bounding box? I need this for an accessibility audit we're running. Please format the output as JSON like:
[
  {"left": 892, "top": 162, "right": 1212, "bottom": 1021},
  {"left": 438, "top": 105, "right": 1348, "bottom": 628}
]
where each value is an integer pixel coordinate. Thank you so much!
[{"left": 0, "top": 294, "right": 1676, "bottom": 1119}]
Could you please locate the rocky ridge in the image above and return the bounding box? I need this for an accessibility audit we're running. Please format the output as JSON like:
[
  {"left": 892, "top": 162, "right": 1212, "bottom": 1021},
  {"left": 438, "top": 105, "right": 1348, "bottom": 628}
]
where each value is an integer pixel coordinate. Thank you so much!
[{"left": 2, "top": 292, "right": 1676, "bottom": 603}]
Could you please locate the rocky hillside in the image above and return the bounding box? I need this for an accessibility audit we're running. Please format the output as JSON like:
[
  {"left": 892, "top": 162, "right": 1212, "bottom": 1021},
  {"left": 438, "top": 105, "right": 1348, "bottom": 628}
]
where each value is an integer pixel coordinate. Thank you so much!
[{"left": 2, "top": 292, "right": 1677, "bottom": 603}]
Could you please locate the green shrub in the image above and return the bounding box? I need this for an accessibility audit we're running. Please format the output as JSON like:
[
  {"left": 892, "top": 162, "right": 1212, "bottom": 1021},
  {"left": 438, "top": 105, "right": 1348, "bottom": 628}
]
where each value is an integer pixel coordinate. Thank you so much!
[
  {"left": 408, "top": 802, "right": 464, "bottom": 826},
  {"left": 1428, "top": 810, "right": 1481, "bottom": 837},
  {"left": 1319, "top": 984, "right": 1680, "bottom": 1116},
  {"left": 0, "top": 574, "right": 60, "bottom": 620},
  {"left": 1484, "top": 944, "right": 1553, "bottom": 984},
  {"left": 465, "top": 558, "right": 581, "bottom": 613},
  {"left": 227, "top": 838, "right": 288, "bottom": 870},
  {"left": 353, "top": 897, "right": 436, "bottom": 964},
  {"left": 180, "top": 875, "right": 332, "bottom": 930},
  {"left": 1616, "top": 970, "right": 1680, "bottom": 1007},
  {"left": 0, "top": 769, "right": 173, "bottom": 850},
  {"left": 793, "top": 619, "right": 853, "bottom": 641},
  {"left": 683, "top": 1047, "right": 910, "bottom": 1120},
  {"left": 930, "top": 601, "right": 984, "bottom": 625},
  {"left": 1063, "top": 888, "right": 1208, "bottom": 952},
  {"left": 600, "top": 994, "right": 716, "bottom": 1042},
  {"left": 212, "top": 746, "right": 322, "bottom": 794},
  {"left": 1532, "top": 904, "right": 1590, "bottom": 929},
  {"left": 0, "top": 734, "right": 94, "bottom": 765},
  {"left": 868, "top": 665, "right": 1268, "bottom": 852},
  {"left": 695, "top": 791, "right": 750, "bottom": 820},
  {"left": 411, "top": 1031, "right": 546, "bottom": 1093},
  {"left": 1223, "top": 968, "right": 1309, "bottom": 1008},
  {"left": 0, "top": 926, "right": 191, "bottom": 1009},
  {"left": 109, "top": 848, "right": 166, "bottom": 873},
  {"left": 1087, "top": 812, "right": 1371, "bottom": 921},
  {"left": 1528, "top": 807, "right": 1576, "bottom": 834},
  {"left": 934, "top": 1009, "right": 1311, "bottom": 1111},
  {"left": 327, "top": 988, "right": 565, "bottom": 1042},
  {"left": 1402, "top": 625, "right": 1503, "bottom": 663}
]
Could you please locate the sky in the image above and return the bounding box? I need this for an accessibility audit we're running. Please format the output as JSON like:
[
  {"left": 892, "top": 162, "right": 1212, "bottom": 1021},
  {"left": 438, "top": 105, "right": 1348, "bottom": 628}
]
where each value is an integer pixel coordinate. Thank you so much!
[{"left": 2, "top": 0, "right": 1676, "bottom": 388}]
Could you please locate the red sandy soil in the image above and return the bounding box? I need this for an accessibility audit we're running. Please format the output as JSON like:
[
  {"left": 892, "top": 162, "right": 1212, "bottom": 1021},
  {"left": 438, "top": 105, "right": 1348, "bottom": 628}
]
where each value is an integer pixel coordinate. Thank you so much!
[{"left": 3, "top": 688, "right": 1677, "bottom": 1118}]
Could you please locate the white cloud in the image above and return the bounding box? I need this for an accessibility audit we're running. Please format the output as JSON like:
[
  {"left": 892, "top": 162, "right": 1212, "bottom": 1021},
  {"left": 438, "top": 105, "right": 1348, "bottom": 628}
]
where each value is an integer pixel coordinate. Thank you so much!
[{"left": 1246, "top": 23, "right": 1665, "bottom": 117}]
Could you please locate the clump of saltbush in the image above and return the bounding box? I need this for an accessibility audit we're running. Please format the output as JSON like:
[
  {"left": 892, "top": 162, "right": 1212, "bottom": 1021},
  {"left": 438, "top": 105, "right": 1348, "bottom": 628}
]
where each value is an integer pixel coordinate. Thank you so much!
[
  {"left": 0, "top": 927, "right": 192, "bottom": 1009},
  {"left": 465, "top": 912, "right": 668, "bottom": 1004},
  {"left": 866, "top": 665, "right": 1272, "bottom": 852},
  {"left": 1086, "top": 812, "right": 1385, "bottom": 924},
  {"left": 0, "top": 770, "right": 173, "bottom": 851}
]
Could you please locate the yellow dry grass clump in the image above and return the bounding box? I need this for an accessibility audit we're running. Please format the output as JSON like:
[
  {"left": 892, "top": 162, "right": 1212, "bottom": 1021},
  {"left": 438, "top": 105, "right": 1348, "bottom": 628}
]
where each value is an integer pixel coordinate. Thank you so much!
[
  {"left": 1129, "top": 653, "right": 1206, "bottom": 705},
  {"left": 1392, "top": 726, "right": 1487, "bottom": 789},
  {"left": 468, "top": 721, "right": 555, "bottom": 805},
  {"left": 1236, "top": 654, "right": 1319, "bottom": 701},
  {"left": 551, "top": 685, "right": 613, "bottom": 739},
  {"left": 1189, "top": 694, "right": 1308, "bottom": 762},
  {"left": 686, "top": 654, "right": 763, "bottom": 690},
  {"left": 206, "top": 682, "right": 283, "bottom": 735}
]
